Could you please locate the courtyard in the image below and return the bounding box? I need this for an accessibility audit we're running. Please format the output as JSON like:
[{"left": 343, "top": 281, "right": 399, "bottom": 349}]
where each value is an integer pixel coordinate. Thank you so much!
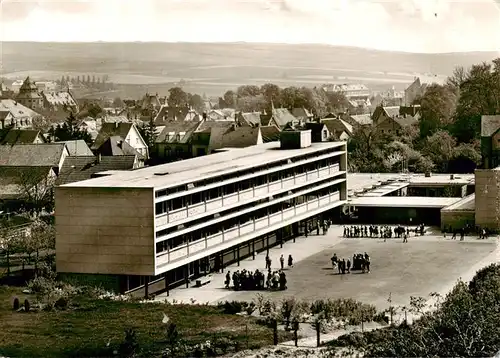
[{"left": 220, "top": 235, "right": 498, "bottom": 310}]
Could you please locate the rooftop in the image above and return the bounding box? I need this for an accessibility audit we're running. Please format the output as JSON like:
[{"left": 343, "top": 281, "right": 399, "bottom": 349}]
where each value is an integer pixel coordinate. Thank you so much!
[
  {"left": 61, "top": 141, "right": 346, "bottom": 189},
  {"left": 441, "top": 194, "right": 476, "bottom": 212},
  {"left": 349, "top": 196, "right": 461, "bottom": 209}
]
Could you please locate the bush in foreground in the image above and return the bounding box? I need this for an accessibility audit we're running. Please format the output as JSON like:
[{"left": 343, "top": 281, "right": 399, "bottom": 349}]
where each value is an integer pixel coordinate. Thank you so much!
[{"left": 328, "top": 263, "right": 500, "bottom": 357}]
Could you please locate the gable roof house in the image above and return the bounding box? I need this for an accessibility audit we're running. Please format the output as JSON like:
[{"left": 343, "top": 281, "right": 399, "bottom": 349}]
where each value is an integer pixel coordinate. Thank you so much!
[
  {"left": 371, "top": 105, "right": 401, "bottom": 126},
  {"left": 154, "top": 106, "right": 200, "bottom": 124},
  {"left": 0, "top": 99, "right": 43, "bottom": 129},
  {"left": 341, "top": 113, "right": 373, "bottom": 128},
  {"left": 41, "top": 90, "right": 79, "bottom": 112},
  {"left": 261, "top": 108, "right": 298, "bottom": 129},
  {"left": 304, "top": 122, "right": 330, "bottom": 142},
  {"left": 55, "top": 140, "right": 94, "bottom": 156},
  {"left": 480, "top": 115, "right": 500, "bottom": 169},
  {"left": 220, "top": 127, "right": 263, "bottom": 148},
  {"left": 92, "top": 122, "right": 148, "bottom": 159},
  {"left": 191, "top": 121, "right": 236, "bottom": 156},
  {"left": 56, "top": 155, "right": 140, "bottom": 186},
  {"left": 321, "top": 118, "right": 353, "bottom": 141},
  {"left": 236, "top": 112, "right": 262, "bottom": 127},
  {"left": 292, "top": 107, "right": 314, "bottom": 121},
  {"left": 376, "top": 114, "right": 418, "bottom": 136},
  {"left": 154, "top": 121, "right": 202, "bottom": 162},
  {"left": 1, "top": 129, "right": 45, "bottom": 145},
  {"left": 0, "top": 143, "right": 69, "bottom": 175},
  {"left": 260, "top": 125, "right": 281, "bottom": 143}
]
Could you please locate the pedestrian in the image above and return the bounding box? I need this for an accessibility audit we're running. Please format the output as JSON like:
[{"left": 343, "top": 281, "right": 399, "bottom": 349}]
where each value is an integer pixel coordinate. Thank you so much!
[
  {"left": 346, "top": 259, "right": 351, "bottom": 273},
  {"left": 288, "top": 254, "right": 293, "bottom": 268},
  {"left": 280, "top": 254, "right": 285, "bottom": 270},
  {"left": 225, "top": 271, "right": 231, "bottom": 288},
  {"left": 403, "top": 233, "right": 408, "bottom": 243}
]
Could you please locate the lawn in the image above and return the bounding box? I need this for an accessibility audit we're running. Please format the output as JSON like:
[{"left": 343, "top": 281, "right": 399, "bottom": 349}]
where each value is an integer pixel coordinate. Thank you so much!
[{"left": 0, "top": 286, "right": 291, "bottom": 358}]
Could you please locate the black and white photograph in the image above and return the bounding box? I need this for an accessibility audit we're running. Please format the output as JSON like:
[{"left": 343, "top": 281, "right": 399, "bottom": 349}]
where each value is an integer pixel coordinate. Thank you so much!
[{"left": 0, "top": 0, "right": 500, "bottom": 357}]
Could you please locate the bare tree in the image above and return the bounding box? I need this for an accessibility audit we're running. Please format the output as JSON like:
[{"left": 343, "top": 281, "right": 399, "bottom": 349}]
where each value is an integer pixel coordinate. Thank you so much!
[
  {"left": 20, "top": 219, "right": 55, "bottom": 272},
  {"left": 16, "top": 167, "right": 56, "bottom": 216}
]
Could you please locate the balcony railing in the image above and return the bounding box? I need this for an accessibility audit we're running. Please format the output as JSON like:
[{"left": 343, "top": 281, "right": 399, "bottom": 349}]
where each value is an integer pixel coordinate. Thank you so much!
[
  {"left": 156, "top": 163, "right": 341, "bottom": 227},
  {"left": 156, "top": 190, "right": 341, "bottom": 267}
]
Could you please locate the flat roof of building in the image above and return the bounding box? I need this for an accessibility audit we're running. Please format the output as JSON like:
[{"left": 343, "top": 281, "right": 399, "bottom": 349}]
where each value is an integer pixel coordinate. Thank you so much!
[
  {"left": 61, "top": 141, "right": 346, "bottom": 189},
  {"left": 407, "top": 174, "right": 474, "bottom": 186},
  {"left": 349, "top": 196, "right": 461, "bottom": 208},
  {"left": 441, "top": 194, "right": 475, "bottom": 212}
]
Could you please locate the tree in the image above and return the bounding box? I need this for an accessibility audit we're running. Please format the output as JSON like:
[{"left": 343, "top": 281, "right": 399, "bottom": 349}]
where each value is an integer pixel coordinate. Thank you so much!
[
  {"left": 453, "top": 59, "right": 500, "bottom": 143},
  {"left": 325, "top": 91, "right": 349, "bottom": 113},
  {"left": 0, "top": 220, "right": 21, "bottom": 276},
  {"left": 236, "top": 85, "right": 261, "bottom": 98},
  {"left": 138, "top": 117, "right": 157, "bottom": 156},
  {"left": 188, "top": 93, "right": 205, "bottom": 113},
  {"left": 167, "top": 87, "right": 189, "bottom": 108},
  {"left": 419, "top": 84, "right": 457, "bottom": 137},
  {"left": 420, "top": 130, "right": 456, "bottom": 172},
  {"left": 16, "top": 167, "right": 56, "bottom": 215},
  {"left": 261, "top": 83, "right": 282, "bottom": 109},
  {"left": 20, "top": 219, "right": 55, "bottom": 272},
  {"left": 48, "top": 112, "right": 93, "bottom": 145},
  {"left": 112, "top": 97, "right": 124, "bottom": 108},
  {"left": 223, "top": 90, "right": 236, "bottom": 108},
  {"left": 236, "top": 95, "right": 266, "bottom": 112}
]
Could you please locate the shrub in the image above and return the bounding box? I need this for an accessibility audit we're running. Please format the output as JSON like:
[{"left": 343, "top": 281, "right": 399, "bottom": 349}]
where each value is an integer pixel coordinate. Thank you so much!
[
  {"left": 219, "top": 301, "right": 245, "bottom": 314},
  {"left": 24, "top": 299, "right": 30, "bottom": 312},
  {"left": 119, "top": 328, "right": 139, "bottom": 358},
  {"left": 13, "top": 297, "right": 20, "bottom": 310}
]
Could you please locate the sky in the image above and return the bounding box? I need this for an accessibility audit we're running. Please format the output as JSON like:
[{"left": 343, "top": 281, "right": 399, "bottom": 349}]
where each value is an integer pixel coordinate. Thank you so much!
[{"left": 1, "top": 0, "right": 499, "bottom": 53}]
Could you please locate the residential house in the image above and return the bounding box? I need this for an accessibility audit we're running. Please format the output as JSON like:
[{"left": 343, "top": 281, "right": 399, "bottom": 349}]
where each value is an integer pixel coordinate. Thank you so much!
[
  {"left": 154, "top": 106, "right": 200, "bottom": 124},
  {"left": 236, "top": 112, "right": 262, "bottom": 127},
  {"left": 404, "top": 77, "right": 444, "bottom": 106},
  {"left": 400, "top": 105, "right": 421, "bottom": 119},
  {"left": 0, "top": 143, "right": 69, "bottom": 175},
  {"left": 321, "top": 118, "right": 353, "bottom": 140},
  {"left": 140, "top": 93, "right": 164, "bottom": 111},
  {"left": 94, "top": 136, "right": 146, "bottom": 167},
  {"left": 260, "top": 125, "right": 281, "bottom": 143},
  {"left": 55, "top": 140, "right": 94, "bottom": 156},
  {"left": 480, "top": 115, "right": 500, "bottom": 169},
  {"left": 191, "top": 121, "right": 236, "bottom": 156},
  {"left": 92, "top": 122, "right": 148, "bottom": 159},
  {"left": 154, "top": 121, "right": 202, "bottom": 162},
  {"left": 292, "top": 107, "right": 314, "bottom": 121},
  {"left": 0, "top": 83, "right": 14, "bottom": 99},
  {"left": 323, "top": 83, "right": 371, "bottom": 108},
  {"left": 0, "top": 99, "right": 43, "bottom": 129},
  {"left": 304, "top": 122, "right": 330, "bottom": 142},
  {"left": 371, "top": 105, "right": 401, "bottom": 126},
  {"left": 341, "top": 113, "right": 373, "bottom": 128},
  {"left": 56, "top": 155, "right": 140, "bottom": 185},
  {"left": 41, "top": 90, "right": 78, "bottom": 112},
  {"left": 15, "top": 77, "right": 44, "bottom": 110},
  {"left": 207, "top": 109, "right": 231, "bottom": 121},
  {"left": 1, "top": 129, "right": 45, "bottom": 145},
  {"left": 261, "top": 108, "right": 298, "bottom": 129},
  {"left": 376, "top": 115, "right": 418, "bottom": 136},
  {"left": 220, "top": 127, "right": 263, "bottom": 148}
]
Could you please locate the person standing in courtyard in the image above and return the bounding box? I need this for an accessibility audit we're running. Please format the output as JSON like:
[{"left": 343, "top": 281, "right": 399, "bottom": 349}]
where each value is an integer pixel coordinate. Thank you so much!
[
  {"left": 280, "top": 254, "right": 285, "bottom": 270},
  {"left": 403, "top": 233, "right": 408, "bottom": 243},
  {"left": 288, "top": 254, "right": 293, "bottom": 268},
  {"left": 346, "top": 259, "right": 351, "bottom": 273},
  {"left": 225, "top": 271, "right": 231, "bottom": 288}
]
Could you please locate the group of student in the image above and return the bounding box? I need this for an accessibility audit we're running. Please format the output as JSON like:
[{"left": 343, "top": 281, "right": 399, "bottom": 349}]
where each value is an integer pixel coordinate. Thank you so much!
[{"left": 330, "top": 252, "right": 371, "bottom": 274}]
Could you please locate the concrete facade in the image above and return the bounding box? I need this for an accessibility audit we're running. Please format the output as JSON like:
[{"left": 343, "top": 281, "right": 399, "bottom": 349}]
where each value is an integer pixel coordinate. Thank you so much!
[
  {"left": 55, "top": 187, "right": 155, "bottom": 276},
  {"left": 475, "top": 169, "right": 500, "bottom": 230}
]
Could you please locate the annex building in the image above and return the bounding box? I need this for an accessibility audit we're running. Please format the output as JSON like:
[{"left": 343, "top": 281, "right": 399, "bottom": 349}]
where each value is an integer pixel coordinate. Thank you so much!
[{"left": 55, "top": 131, "right": 348, "bottom": 294}]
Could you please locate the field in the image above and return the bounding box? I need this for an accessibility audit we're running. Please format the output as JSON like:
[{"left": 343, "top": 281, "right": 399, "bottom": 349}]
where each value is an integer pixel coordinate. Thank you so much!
[
  {"left": 221, "top": 236, "right": 498, "bottom": 310},
  {"left": 0, "top": 286, "right": 292, "bottom": 358},
  {"left": 2, "top": 42, "right": 498, "bottom": 96}
]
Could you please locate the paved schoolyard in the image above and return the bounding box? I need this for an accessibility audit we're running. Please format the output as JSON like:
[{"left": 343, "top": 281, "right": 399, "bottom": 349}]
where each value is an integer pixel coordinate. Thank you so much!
[{"left": 221, "top": 235, "right": 499, "bottom": 310}]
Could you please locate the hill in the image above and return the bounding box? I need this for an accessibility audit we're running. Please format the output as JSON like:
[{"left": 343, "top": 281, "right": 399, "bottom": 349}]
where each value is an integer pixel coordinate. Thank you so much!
[{"left": 1, "top": 42, "right": 498, "bottom": 97}]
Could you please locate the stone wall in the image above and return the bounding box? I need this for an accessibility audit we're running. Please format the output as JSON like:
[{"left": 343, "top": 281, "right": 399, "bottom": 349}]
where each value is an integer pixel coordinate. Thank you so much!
[
  {"left": 475, "top": 169, "right": 500, "bottom": 230},
  {"left": 440, "top": 210, "right": 475, "bottom": 230}
]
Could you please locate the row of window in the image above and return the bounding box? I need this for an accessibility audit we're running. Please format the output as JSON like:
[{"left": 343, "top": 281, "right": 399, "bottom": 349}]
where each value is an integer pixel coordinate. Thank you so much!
[
  {"left": 155, "top": 185, "right": 340, "bottom": 254},
  {"left": 155, "top": 156, "right": 340, "bottom": 215},
  {"left": 154, "top": 147, "right": 342, "bottom": 199},
  {"left": 155, "top": 176, "right": 338, "bottom": 238}
]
